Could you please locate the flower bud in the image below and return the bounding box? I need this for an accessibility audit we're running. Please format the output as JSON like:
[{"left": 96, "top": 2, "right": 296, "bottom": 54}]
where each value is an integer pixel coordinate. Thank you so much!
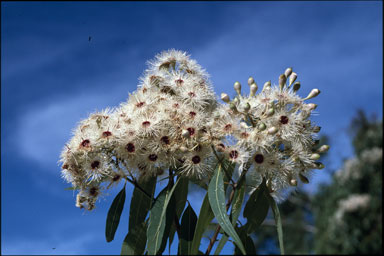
[
  {"left": 292, "top": 82, "right": 301, "bottom": 92},
  {"left": 248, "top": 76, "right": 255, "bottom": 86},
  {"left": 229, "top": 102, "right": 237, "bottom": 112},
  {"left": 221, "top": 93, "right": 230, "bottom": 103},
  {"left": 250, "top": 83, "right": 258, "bottom": 97},
  {"left": 307, "top": 103, "right": 318, "bottom": 111},
  {"left": 266, "top": 108, "right": 275, "bottom": 116},
  {"left": 313, "top": 126, "right": 321, "bottom": 133},
  {"left": 289, "top": 72, "right": 297, "bottom": 86},
  {"left": 289, "top": 179, "right": 298, "bottom": 186},
  {"left": 266, "top": 179, "right": 274, "bottom": 193},
  {"left": 299, "top": 173, "right": 309, "bottom": 184},
  {"left": 317, "top": 145, "right": 330, "bottom": 153},
  {"left": 310, "top": 153, "right": 321, "bottom": 160},
  {"left": 234, "top": 81, "right": 241, "bottom": 95},
  {"left": 242, "top": 102, "right": 251, "bottom": 112},
  {"left": 179, "top": 146, "right": 188, "bottom": 152},
  {"left": 304, "top": 88, "right": 320, "bottom": 100},
  {"left": 279, "top": 74, "right": 287, "bottom": 90},
  {"left": 182, "top": 129, "right": 190, "bottom": 138},
  {"left": 263, "top": 81, "right": 271, "bottom": 91},
  {"left": 314, "top": 162, "right": 325, "bottom": 169},
  {"left": 284, "top": 67, "right": 292, "bottom": 78},
  {"left": 268, "top": 126, "right": 278, "bottom": 135},
  {"left": 240, "top": 122, "right": 250, "bottom": 129},
  {"left": 258, "top": 122, "right": 266, "bottom": 131}
]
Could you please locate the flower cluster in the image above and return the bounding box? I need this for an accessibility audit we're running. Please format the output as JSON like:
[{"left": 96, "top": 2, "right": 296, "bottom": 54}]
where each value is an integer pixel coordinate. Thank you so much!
[
  {"left": 60, "top": 50, "right": 329, "bottom": 210},
  {"left": 215, "top": 68, "right": 328, "bottom": 194}
]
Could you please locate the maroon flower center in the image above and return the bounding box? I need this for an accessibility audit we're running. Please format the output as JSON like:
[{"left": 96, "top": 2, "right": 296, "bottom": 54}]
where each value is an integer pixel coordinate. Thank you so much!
[
  {"left": 89, "top": 187, "right": 99, "bottom": 196},
  {"left": 229, "top": 150, "right": 239, "bottom": 159},
  {"left": 102, "top": 131, "right": 112, "bottom": 138},
  {"left": 192, "top": 155, "right": 201, "bottom": 164},
  {"left": 160, "top": 136, "right": 170, "bottom": 145},
  {"left": 136, "top": 102, "right": 145, "bottom": 108},
  {"left": 187, "top": 127, "right": 195, "bottom": 136},
  {"left": 126, "top": 143, "right": 135, "bottom": 153},
  {"left": 80, "top": 139, "right": 90, "bottom": 147},
  {"left": 189, "top": 111, "right": 196, "bottom": 118},
  {"left": 142, "top": 121, "right": 151, "bottom": 128},
  {"left": 148, "top": 154, "right": 158, "bottom": 162},
  {"left": 240, "top": 132, "right": 249, "bottom": 139},
  {"left": 175, "top": 79, "right": 184, "bottom": 86},
  {"left": 280, "top": 115, "right": 289, "bottom": 124},
  {"left": 188, "top": 92, "right": 196, "bottom": 97},
  {"left": 91, "top": 160, "right": 100, "bottom": 169},
  {"left": 254, "top": 154, "right": 264, "bottom": 164},
  {"left": 224, "top": 124, "right": 232, "bottom": 131}
]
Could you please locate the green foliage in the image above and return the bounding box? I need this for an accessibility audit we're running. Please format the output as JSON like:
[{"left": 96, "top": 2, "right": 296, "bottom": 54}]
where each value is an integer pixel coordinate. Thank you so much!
[
  {"left": 208, "top": 164, "right": 246, "bottom": 255},
  {"left": 105, "top": 183, "right": 126, "bottom": 242},
  {"left": 313, "top": 112, "right": 383, "bottom": 254},
  {"left": 179, "top": 204, "right": 198, "bottom": 254}
]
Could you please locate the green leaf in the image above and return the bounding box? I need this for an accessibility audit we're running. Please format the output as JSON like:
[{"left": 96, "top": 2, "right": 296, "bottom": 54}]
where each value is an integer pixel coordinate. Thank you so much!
[
  {"left": 147, "top": 179, "right": 180, "bottom": 255},
  {"left": 179, "top": 203, "right": 198, "bottom": 255},
  {"left": 208, "top": 165, "right": 246, "bottom": 255},
  {"left": 121, "top": 221, "right": 147, "bottom": 255},
  {"left": 168, "top": 177, "right": 189, "bottom": 252},
  {"left": 190, "top": 193, "right": 214, "bottom": 254},
  {"left": 243, "top": 182, "right": 270, "bottom": 234},
  {"left": 266, "top": 192, "right": 285, "bottom": 255},
  {"left": 234, "top": 226, "right": 256, "bottom": 255},
  {"left": 129, "top": 176, "right": 157, "bottom": 232},
  {"left": 105, "top": 183, "right": 126, "bottom": 242},
  {"left": 214, "top": 184, "right": 245, "bottom": 255}
]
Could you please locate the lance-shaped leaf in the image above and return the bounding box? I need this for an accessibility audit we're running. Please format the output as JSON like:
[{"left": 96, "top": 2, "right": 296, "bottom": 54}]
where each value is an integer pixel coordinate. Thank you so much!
[
  {"left": 179, "top": 203, "right": 197, "bottom": 255},
  {"left": 190, "top": 193, "right": 214, "bottom": 254},
  {"left": 129, "top": 176, "right": 157, "bottom": 232},
  {"left": 214, "top": 184, "right": 245, "bottom": 255},
  {"left": 168, "top": 177, "right": 189, "bottom": 252},
  {"left": 106, "top": 183, "right": 126, "bottom": 242},
  {"left": 121, "top": 221, "right": 147, "bottom": 255},
  {"left": 122, "top": 177, "right": 157, "bottom": 255},
  {"left": 208, "top": 165, "right": 246, "bottom": 255},
  {"left": 234, "top": 226, "right": 256, "bottom": 255},
  {"left": 147, "top": 178, "right": 180, "bottom": 255},
  {"left": 266, "top": 191, "right": 285, "bottom": 255},
  {"left": 243, "top": 181, "right": 269, "bottom": 234}
]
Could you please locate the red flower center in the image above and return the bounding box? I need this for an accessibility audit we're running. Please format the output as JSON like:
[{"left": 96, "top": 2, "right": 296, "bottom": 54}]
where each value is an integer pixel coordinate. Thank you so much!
[
  {"left": 229, "top": 150, "right": 239, "bottom": 159},
  {"left": 192, "top": 155, "right": 201, "bottom": 164},
  {"left": 187, "top": 127, "right": 195, "bottom": 136},
  {"left": 148, "top": 154, "right": 158, "bottom": 162},
  {"left": 254, "top": 154, "right": 264, "bottom": 164},
  {"left": 280, "top": 116, "right": 289, "bottom": 124},
  {"left": 142, "top": 121, "right": 151, "bottom": 128},
  {"left": 126, "top": 143, "right": 135, "bottom": 153},
  {"left": 91, "top": 160, "right": 100, "bottom": 169},
  {"left": 80, "top": 139, "right": 90, "bottom": 147},
  {"left": 161, "top": 136, "right": 170, "bottom": 145},
  {"left": 102, "top": 131, "right": 112, "bottom": 137}
]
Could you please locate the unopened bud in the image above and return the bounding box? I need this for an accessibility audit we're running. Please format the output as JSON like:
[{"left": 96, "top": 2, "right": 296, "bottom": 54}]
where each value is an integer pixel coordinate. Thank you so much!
[
  {"left": 289, "top": 179, "right": 298, "bottom": 186},
  {"left": 229, "top": 102, "right": 237, "bottom": 112},
  {"left": 258, "top": 122, "right": 266, "bottom": 131},
  {"left": 284, "top": 67, "right": 292, "bottom": 78},
  {"left": 310, "top": 153, "right": 321, "bottom": 160},
  {"left": 250, "top": 83, "right": 258, "bottom": 96},
  {"left": 317, "top": 145, "right": 330, "bottom": 153},
  {"left": 248, "top": 76, "right": 255, "bottom": 86},
  {"left": 242, "top": 102, "right": 251, "bottom": 112},
  {"left": 279, "top": 74, "right": 287, "bottom": 90},
  {"left": 314, "top": 162, "right": 324, "bottom": 169},
  {"left": 234, "top": 81, "right": 241, "bottom": 95},
  {"left": 240, "top": 122, "right": 250, "bottom": 129},
  {"left": 307, "top": 103, "right": 318, "bottom": 111},
  {"left": 292, "top": 156, "right": 300, "bottom": 162},
  {"left": 266, "top": 179, "right": 274, "bottom": 193},
  {"left": 263, "top": 81, "right": 271, "bottom": 91},
  {"left": 299, "top": 173, "right": 309, "bottom": 184},
  {"left": 182, "top": 129, "right": 190, "bottom": 138},
  {"left": 313, "top": 126, "right": 321, "bottom": 133},
  {"left": 304, "top": 88, "right": 320, "bottom": 100},
  {"left": 292, "top": 82, "right": 301, "bottom": 92},
  {"left": 221, "top": 93, "right": 230, "bottom": 103},
  {"left": 268, "top": 126, "right": 278, "bottom": 135},
  {"left": 289, "top": 72, "right": 297, "bottom": 86},
  {"left": 179, "top": 146, "right": 188, "bottom": 152},
  {"left": 266, "top": 108, "right": 275, "bottom": 116}
]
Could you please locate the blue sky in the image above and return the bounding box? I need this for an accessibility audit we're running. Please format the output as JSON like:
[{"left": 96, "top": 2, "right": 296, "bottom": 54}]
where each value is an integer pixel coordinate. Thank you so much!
[{"left": 1, "top": 1, "right": 382, "bottom": 255}]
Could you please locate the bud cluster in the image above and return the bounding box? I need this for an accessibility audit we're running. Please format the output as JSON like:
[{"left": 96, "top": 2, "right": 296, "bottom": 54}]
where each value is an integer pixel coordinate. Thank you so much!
[{"left": 60, "top": 51, "right": 328, "bottom": 209}]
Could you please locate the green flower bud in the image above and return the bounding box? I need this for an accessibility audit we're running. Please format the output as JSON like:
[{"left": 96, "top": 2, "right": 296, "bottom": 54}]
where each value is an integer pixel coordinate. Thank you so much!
[
  {"left": 292, "top": 82, "right": 301, "bottom": 92},
  {"left": 279, "top": 74, "right": 287, "bottom": 90},
  {"left": 234, "top": 81, "right": 241, "bottom": 95},
  {"left": 284, "top": 67, "right": 292, "bottom": 78},
  {"left": 304, "top": 88, "right": 320, "bottom": 100},
  {"left": 221, "top": 93, "right": 230, "bottom": 103},
  {"left": 317, "top": 145, "right": 330, "bottom": 153},
  {"left": 248, "top": 76, "right": 255, "bottom": 86},
  {"left": 289, "top": 72, "right": 297, "bottom": 86},
  {"left": 299, "top": 173, "right": 309, "bottom": 184}
]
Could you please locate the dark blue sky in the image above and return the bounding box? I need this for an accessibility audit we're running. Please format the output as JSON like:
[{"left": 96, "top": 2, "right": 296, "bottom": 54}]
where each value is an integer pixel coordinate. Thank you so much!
[{"left": 1, "top": 1, "right": 382, "bottom": 254}]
